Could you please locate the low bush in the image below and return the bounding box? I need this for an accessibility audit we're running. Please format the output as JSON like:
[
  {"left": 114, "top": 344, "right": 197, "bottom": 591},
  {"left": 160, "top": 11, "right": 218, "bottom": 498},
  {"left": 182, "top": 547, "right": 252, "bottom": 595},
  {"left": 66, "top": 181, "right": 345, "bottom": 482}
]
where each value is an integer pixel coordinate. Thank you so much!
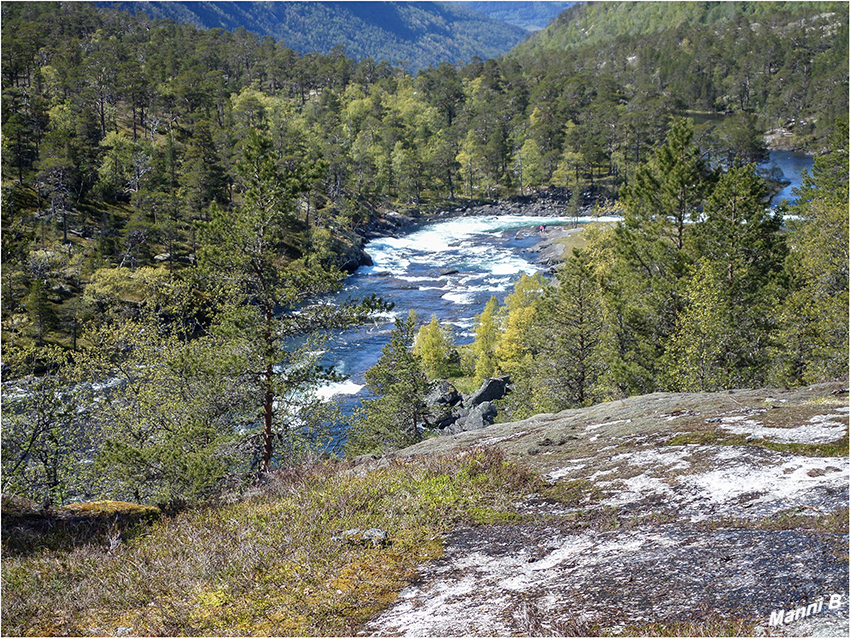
[{"left": 1, "top": 447, "right": 539, "bottom": 636}]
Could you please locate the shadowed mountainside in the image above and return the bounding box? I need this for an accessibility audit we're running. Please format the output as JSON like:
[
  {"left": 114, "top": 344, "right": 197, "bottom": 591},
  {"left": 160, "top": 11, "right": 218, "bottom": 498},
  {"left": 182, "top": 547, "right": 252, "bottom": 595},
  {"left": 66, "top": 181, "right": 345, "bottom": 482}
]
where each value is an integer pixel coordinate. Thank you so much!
[{"left": 96, "top": 0, "right": 529, "bottom": 72}]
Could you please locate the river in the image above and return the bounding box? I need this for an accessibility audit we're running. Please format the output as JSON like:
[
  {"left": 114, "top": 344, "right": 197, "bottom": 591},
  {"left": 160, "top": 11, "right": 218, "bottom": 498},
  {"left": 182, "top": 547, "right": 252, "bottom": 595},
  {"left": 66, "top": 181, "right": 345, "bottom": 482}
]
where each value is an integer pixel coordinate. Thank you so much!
[
  {"left": 764, "top": 149, "right": 814, "bottom": 205},
  {"left": 319, "top": 150, "right": 814, "bottom": 424}
]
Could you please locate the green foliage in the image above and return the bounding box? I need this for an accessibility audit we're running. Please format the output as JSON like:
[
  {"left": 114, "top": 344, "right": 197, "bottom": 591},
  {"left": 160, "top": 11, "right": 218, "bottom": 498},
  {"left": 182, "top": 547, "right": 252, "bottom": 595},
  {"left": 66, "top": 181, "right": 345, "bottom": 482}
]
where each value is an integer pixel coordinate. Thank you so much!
[
  {"left": 501, "top": 250, "right": 608, "bottom": 419},
  {"left": 73, "top": 312, "right": 245, "bottom": 503},
  {"left": 198, "top": 131, "right": 386, "bottom": 473},
  {"left": 494, "top": 272, "right": 547, "bottom": 374},
  {"left": 1, "top": 345, "right": 86, "bottom": 505},
  {"left": 2, "top": 0, "right": 846, "bottom": 352},
  {"left": 772, "top": 120, "right": 849, "bottom": 385},
  {"left": 414, "top": 314, "right": 455, "bottom": 380},
  {"left": 347, "top": 312, "right": 429, "bottom": 455},
  {"left": 662, "top": 259, "right": 734, "bottom": 392},
  {"left": 471, "top": 296, "right": 502, "bottom": 384},
  {"left": 1, "top": 0, "right": 847, "bottom": 508},
  {"left": 486, "top": 121, "right": 839, "bottom": 412},
  {"left": 513, "top": 1, "right": 847, "bottom": 141},
  {"left": 607, "top": 118, "right": 714, "bottom": 395}
]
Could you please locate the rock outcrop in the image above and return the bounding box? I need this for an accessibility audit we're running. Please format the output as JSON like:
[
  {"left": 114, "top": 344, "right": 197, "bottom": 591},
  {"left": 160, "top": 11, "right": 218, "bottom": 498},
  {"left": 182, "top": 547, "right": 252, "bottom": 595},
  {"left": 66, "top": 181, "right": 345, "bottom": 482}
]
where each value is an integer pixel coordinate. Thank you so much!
[
  {"left": 423, "top": 376, "right": 511, "bottom": 436},
  {"left": 360, "top": 382, "right": 850, "bottom": 638}
]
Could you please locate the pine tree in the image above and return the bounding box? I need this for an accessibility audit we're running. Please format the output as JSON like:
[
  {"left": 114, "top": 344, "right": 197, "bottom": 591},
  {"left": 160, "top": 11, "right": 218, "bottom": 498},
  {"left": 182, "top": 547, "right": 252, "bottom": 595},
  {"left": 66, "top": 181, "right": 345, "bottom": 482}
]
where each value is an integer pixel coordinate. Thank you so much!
[
  {"left": 772, "top": 120, "right": 849, "bottom": 384},
  {"left": 684, "top": 162, "right": 786, "bottom": 386},
  {"left": 608, "top": 118, "right": 714, "bottom": 394},
  {"left": 533, "top": 250, "right": 606, "bottom": 409},
  {"left": 198, "top": 131, "right": 387, "bottom": 474},
  {"left": 346, "top": 311, "right": 429, "bottom": 454}
]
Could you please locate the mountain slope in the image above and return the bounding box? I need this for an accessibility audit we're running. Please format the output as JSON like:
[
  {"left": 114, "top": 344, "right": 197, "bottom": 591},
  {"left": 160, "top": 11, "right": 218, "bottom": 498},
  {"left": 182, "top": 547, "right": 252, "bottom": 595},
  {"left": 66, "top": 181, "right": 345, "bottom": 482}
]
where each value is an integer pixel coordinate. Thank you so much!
[
  {"left": 97, "top": 0, "right": 529, "bottom": 72},
  {"left": 511, "top": 0, "right": 844, "bottom": 56},
  {"left": 459, "top": 1, "right": 577, "bottom": 32}
]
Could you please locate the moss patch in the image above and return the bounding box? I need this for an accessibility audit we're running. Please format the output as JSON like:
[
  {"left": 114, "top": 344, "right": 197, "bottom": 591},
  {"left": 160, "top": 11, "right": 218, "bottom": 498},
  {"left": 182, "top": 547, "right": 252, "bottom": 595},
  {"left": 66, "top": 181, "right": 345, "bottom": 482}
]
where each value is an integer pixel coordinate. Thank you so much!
[{"left": 666, "top": 431, "right": 848, "bottom": 457}]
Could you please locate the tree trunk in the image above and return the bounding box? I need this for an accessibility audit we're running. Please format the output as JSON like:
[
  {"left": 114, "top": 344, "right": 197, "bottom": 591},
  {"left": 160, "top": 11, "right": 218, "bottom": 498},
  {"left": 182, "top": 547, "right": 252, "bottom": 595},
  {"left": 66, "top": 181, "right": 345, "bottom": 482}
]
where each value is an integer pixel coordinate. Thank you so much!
[{"left": 261, "top": 365, "right": 274, "bottom": 473}]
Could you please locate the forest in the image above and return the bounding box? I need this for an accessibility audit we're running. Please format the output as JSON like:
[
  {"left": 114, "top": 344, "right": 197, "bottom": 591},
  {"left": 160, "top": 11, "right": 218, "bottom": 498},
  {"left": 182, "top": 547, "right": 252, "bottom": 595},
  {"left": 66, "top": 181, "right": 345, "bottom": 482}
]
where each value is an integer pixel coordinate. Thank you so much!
[
  {"left": 101, "top": 0, "right": 531, "bottom": 73},
  {"left": 1, "top": 1, "right": 848, "bottom": 504}
]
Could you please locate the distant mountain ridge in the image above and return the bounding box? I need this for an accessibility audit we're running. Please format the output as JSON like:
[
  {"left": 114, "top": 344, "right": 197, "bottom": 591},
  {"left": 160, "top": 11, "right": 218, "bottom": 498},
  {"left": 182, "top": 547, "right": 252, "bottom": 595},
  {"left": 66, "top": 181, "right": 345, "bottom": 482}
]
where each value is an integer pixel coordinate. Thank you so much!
[{"left": 96, "top": 1, "right": 533, "bottom": 72}]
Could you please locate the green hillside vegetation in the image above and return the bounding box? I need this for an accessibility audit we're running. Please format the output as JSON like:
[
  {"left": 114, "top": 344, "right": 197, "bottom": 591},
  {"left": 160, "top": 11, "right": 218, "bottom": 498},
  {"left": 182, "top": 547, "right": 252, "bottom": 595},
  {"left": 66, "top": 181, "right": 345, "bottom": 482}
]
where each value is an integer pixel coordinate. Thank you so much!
[
  {"left": 4, "top": 0, "right": 845, "bottom": 356},
  {"left": 0, "top": 0, "right": 846, "bottom": 505},
  {"left": 456, "top": 119, "right": 848, "bottom": 426},
  {"left": 515, "top": 0, "right": 843, "bottom": 52},
  {"left": 100, "top": 0, "right": 529, "bottom": 73},
  {"left": 1, "top": 4, "right": 848, "bottom": 634}
]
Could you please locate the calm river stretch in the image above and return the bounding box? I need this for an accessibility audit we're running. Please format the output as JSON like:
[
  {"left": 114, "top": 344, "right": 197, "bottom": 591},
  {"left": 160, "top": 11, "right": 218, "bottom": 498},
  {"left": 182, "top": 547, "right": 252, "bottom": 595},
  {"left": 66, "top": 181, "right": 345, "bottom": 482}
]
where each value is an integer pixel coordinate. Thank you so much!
[{"left": 319, "top": 150, "right": 813, "bottom": 416}]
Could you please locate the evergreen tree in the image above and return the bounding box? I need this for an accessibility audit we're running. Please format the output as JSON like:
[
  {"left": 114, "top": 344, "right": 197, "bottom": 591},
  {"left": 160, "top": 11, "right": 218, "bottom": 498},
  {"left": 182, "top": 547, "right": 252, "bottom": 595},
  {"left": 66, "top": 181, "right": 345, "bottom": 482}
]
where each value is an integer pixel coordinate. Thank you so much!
[
  {"left": 772, "top": 120, "right": 849, "bottom": 384},
  {"left": 684, "top": 162, "right": 786, "bottom": 386},
  {"left": 608, "top": 118, "right": 714, "bottom": 395},
  {"left": 346, "top": 311, "right": 429, "bottom": 454},
  {"left": 198, "top": 131, "right": 387, "bottom": 474},
  {"left": 530, "top": 250, "right": 606, "bottom": 412}
]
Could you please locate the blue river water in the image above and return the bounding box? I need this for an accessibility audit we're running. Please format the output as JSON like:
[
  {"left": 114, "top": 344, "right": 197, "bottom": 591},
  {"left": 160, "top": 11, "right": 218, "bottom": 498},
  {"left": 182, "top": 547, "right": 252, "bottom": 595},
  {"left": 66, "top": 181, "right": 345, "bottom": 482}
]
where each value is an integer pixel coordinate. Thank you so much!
[
  {"left": 318, "top": 151, "right": 813, "bottom": 418},
  {"left": 764, "top": 150, "right": 814, "bottom": 206}
]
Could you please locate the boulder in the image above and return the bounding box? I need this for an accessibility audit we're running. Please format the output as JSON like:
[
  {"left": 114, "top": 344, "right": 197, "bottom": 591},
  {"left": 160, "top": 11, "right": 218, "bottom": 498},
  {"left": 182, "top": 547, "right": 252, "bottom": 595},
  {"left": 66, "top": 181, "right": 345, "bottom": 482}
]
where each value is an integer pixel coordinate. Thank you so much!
[
  {"left": 442, "top": 401, "right": 498, "bottom": 436},
  {"left": 464, "top": 376, "right": 510, "bottom": 409},
  {"left": 338, "top": 244, "right": 373, "bottom": 274},
  {"left": 426, "top": 380, "right": 462, "bottom": 408},
  {"left": 335, "top": 527, "right": 389, "bottom": 547}
]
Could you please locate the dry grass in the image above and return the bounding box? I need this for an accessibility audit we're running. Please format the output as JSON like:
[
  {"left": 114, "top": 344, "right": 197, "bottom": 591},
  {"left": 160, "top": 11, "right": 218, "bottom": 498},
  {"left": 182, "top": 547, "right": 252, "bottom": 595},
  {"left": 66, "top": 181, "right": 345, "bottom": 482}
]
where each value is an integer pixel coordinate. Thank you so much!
[
  {"left": 617, "top": 615, "right": 759, "bottom": 637},
  {"left": 1, "top": 448, "right": 541, "bottom": 636}
]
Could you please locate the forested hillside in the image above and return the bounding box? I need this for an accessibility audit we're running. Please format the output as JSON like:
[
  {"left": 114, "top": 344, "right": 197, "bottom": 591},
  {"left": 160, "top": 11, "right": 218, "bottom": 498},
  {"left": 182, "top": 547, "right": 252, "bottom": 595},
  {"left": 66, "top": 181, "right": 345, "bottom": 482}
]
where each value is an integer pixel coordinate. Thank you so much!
[
  {"left": 510, "top": 1, "right": 848, "bottom": 125},
  {"left": 98, "top": 0, "right": 529, "bottom": 73},
  {"left": 460, "top": 1, "right": 576, "bottom": 31},
  {"left": 1, "top": 1, "right": 847, "bottom": 504},
  {"left": 3, "top": 1, "right": 846, "bottom": 353}
]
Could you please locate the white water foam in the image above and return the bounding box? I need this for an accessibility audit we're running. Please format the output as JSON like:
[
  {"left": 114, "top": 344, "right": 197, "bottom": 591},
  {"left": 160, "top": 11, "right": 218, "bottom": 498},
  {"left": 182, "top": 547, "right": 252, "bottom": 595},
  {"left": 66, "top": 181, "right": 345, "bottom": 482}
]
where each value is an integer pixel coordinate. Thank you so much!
[{"left": 316, "top": 379, "right": 364, "bottom": 402}]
